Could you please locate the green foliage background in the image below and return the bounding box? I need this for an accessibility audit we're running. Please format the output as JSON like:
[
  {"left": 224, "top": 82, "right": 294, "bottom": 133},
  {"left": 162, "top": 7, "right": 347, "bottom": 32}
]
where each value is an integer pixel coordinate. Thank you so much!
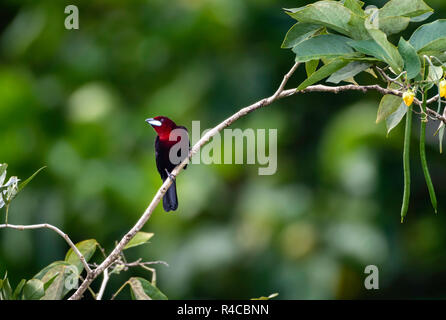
[{"left": 1, "top": 0, "right": 446, "bottom": 299}]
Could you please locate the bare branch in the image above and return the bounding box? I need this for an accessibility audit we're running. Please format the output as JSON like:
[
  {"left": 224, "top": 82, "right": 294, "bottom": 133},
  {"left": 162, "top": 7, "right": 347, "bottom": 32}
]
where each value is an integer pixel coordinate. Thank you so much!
[
  {"left": 289, "top": 84, "right": 445, "bottom": 124},
  {"left": 0, "top": 223, "right": 92, "bottom": 274}
]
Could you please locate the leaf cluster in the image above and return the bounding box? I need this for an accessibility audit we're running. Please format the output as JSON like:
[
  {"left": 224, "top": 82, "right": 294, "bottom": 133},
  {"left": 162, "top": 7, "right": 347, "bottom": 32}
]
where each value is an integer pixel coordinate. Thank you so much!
[{"left": 282, "top": 0, "right": 446, "bottom": 220}]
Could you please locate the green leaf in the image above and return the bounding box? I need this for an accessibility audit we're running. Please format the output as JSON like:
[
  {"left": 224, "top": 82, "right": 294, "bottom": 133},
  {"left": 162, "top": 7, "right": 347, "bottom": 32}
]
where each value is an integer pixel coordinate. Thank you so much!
[
  {"left": 293, "top": 34, "right": 356, "bottom": 62},
  {"left": 22, "top": 279, "right": 45, "bottom": 300},
  {"left": 281, "top": 23, "right": 322, "bottom": 49},
  {"left": 437, "top": 53, "right": 446, "bottom": 64},
  {"left": 297, "top": 59, "right": 350, "bottom": 90},
  {"left": 17, "top": 166, "right": 46, "bottom": 193},
  {"left": 128, "top": 277, "right": 168, "bottom": 300},
  {"left": 348, "top": 13, "right": 371, "bottom": 40},
  {"left": 34, "top": 261, "right": 79, "bottom": 300},
  {"left": 12, "top": 279, "right": 26, "bottom": 300},
  {"left": 386, "top": 103, "right": 408, "bottom": 135},
  {"left": 344, "top": 56, "right": 379, "bottom": 63},
  {"left": 379, "top": 0, "right": 433, "bottom": 19},
  {"left": 0, "top": 277, "right": 3, "bottom": 300},
  {"left": 285, "top": 1, "right": 368, "bottom": 40},
  {"left": 410, "top": 11, "right": 433, "bottom": 22},
  {"left": 364, "top": 14, "right": 404, "bottom": 73},
  {"left": 409, "top": 20, "right": 446, "bottom": 53},
  {"left": 285, "top": 2, "right": 351, "bottom": 34},
  {"left": 0, "top": 164, "right": 7, "bottom": 185},
  {"left": 343, "top": 0, "right": 364, "bottom": 16},
  {"left": 349, "top": 39, "right": 389, "bottom": 63},
  {"left": 0, "top": 272, "right": 12, "bottom": 300},
  {"left": 428, "top": 65, "right": 443, "bottom": 82},
  {"left": 326, "top": 61, "right": 370, "bottom": 84},
  {"left": 306, "top": 60, "right": 319, "bottom": 77},
  {"left": 65, "top": 239, "right": 98, "bottom": 273},
  {"left": 1, "top": 280, "right": 12, "bottom": 300},
  {"left": 377, "top": 93, "right": 403, "bottom": 123},
  {"left": 378, "top": 16, "right": 410, "bottom": 36},
  {"left": 43, "top": 273, "right": 59, "bottom": 292},
  {"left": 251, "top": 293, "right": 279, "bottom": 300},
  {"left": 124, "top": 232, "right": 154, "bottom": 250},
  {"left": 398, "top": 38, "right": 421, "bottom": 80}
]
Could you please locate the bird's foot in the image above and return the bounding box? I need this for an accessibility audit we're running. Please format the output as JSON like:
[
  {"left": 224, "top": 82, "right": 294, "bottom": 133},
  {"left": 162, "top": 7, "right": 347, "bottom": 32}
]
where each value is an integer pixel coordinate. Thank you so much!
[{"left": 165, "top": 169, "right": 176, "bottom": 181}]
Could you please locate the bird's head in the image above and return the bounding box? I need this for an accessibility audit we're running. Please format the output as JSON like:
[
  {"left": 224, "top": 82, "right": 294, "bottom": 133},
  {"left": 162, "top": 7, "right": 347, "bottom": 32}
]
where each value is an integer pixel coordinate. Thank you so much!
[{"left": 145, "top": 116, "right": 177, "bottom": 138}]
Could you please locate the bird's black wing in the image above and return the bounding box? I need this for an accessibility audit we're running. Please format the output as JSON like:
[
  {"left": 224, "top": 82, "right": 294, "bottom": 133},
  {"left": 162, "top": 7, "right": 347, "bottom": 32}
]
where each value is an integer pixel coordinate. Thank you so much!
[
  {"left": 154, "top": 135, "right": 167, "bottom": 180},
  {"left": 177, "top": 125, "right": 190, "bottom": 170}
]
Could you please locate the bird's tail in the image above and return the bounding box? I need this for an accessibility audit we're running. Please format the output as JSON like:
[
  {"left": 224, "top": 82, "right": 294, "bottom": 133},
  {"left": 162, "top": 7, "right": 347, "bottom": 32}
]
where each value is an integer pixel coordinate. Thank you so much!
[{"left": 163, "top": 180, "right": 178, "bottom": 212}]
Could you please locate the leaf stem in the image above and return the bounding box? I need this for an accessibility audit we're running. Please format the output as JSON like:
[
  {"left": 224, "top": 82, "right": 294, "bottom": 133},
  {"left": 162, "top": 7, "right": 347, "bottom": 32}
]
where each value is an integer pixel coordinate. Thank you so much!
[{"left": 111, "top": 281, "right": 129, "bottom": 300}]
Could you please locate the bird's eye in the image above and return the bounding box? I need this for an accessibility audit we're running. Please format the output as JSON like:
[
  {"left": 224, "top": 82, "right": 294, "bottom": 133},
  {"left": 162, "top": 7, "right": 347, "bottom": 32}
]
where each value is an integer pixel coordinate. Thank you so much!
[{"left": 160, "top": 118, "right": 164, "bottom": 122}]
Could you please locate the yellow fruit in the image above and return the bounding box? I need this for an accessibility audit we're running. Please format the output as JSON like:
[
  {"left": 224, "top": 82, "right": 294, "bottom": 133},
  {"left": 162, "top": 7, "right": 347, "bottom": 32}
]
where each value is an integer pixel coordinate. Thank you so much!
[
  {"left": 440, "top": 79, "right": 446, "bottom": 98},
  {"left": 403, "top": 91, "right": 415, "bottom": 107}
]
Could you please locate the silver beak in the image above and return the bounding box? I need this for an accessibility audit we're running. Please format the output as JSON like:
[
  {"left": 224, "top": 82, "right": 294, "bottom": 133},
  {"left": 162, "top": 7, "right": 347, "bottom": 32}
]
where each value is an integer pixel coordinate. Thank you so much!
[{"left": 145, "top": 118, "right": 162, "bottom": 127}]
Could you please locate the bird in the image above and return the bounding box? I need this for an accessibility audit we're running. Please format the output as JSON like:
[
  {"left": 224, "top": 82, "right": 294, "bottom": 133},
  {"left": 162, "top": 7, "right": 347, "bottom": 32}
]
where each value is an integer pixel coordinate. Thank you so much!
[{"left": 146, "top": 116, "right": 189, "bottom": 212}]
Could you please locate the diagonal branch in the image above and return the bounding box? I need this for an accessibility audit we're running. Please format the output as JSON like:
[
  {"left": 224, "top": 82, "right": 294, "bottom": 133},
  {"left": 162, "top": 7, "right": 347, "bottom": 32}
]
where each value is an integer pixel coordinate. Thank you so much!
[{"left": 0, "top": 223, "right": 92, "bottom": 274}]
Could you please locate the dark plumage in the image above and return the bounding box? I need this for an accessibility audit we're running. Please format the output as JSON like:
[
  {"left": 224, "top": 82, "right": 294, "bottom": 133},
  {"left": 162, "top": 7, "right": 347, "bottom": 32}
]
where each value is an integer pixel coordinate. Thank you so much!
[{"left": 146, "top": 116, "right": 189, "bottom": 212}]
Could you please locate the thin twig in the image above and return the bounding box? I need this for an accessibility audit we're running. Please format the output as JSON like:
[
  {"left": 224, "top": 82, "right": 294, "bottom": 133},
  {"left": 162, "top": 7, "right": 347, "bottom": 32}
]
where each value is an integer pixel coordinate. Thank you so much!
[
  {"left": 125, "top": 260, "right": 169, "bottom": 268},
  {"left": 96, "top": 268, "right": 109, "bottom": 300},
  {"left": 110, "top": 281, "right": 128, "bottom": 300},
  {"left": 270, "top": 62, "right": 300, "bottom": 101},
  {"left": 143, "top": 267, "right": 157, "bottom": 285},
  {"left": 0, "top": 223, "right": 92, "bottom": 274},
  {"left": 375, "top": 67, "right": 404, "bottom": 88}
]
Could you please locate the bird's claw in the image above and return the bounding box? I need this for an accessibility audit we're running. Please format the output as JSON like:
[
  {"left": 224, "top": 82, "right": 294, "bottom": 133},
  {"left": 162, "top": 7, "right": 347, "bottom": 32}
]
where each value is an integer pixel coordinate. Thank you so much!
[{"left": 165, "top": 169, "right": 176, "bottom": 181}]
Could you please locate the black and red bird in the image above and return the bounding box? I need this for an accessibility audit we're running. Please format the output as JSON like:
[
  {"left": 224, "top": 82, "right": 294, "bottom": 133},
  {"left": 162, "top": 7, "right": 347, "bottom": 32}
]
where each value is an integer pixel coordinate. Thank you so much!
[{"left": 146, "top": 116, "right": 189, "bottom": 212}]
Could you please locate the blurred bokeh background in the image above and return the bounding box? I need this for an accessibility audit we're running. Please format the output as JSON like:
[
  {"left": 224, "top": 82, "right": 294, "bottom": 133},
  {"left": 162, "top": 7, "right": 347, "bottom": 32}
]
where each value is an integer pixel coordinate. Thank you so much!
[{"left": 1, "top": 0, "right": 446, "bottom": 299}]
